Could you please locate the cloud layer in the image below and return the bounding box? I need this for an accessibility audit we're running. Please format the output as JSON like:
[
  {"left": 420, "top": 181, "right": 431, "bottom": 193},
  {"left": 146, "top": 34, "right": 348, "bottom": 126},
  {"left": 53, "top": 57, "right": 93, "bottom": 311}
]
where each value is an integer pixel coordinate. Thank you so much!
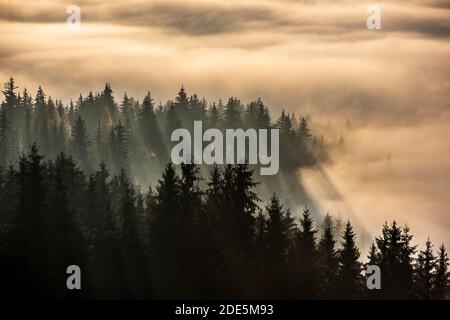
[
  {"left": 0, "top": 0, "right": 448, "bottom": 123},
  {"left": 1, "top": 0, "right": 449, "bottom": 248}
]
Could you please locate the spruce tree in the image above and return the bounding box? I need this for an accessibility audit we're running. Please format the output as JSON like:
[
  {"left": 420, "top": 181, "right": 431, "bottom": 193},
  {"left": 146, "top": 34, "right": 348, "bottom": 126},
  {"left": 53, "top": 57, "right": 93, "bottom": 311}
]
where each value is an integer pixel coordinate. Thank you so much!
[
  {"left": 299, "top": 117, "right": 311, "bottom": 139},
  {"left": 116, "top": 169, "right": 147, "bottom": 297},
  {"left": 317, "top": 220, "right": 338, "bottom": 298},
  {"left": 265, "top": 194, "right": 295, "bottom": 297},
  {"left": 120, "top": 93, "right": 132, "bottom": 121},
  {"left": 15, "top": 144, "right": 50, "bottom": 297},
  {"left": 70, "top": 116, "right": 90, "bottom": 172},
  {"left": 207, "top": 102, "right": 221, "bottom": 129},
  {"left": 414, "top": 239, "right": 436, "bottom": 299},
  {"left": 101, "top": 83, "right": 118, "bottom": 121},
  {"left": 140, "top": 91, "right": 164, "bottom": 161},
  {"left": 2, "top": 77, "right": 18, "bottom": 122},
  {"left": 0, "top": 108, "right": 10, "bottom": 167},
  {"left": 115, "top": 119, "right": 128, "bottom": 172},
  {"left": 150, "top": 162, "right": 182, "bottom": 297},
  {"left": 293, "top": 206, "right": 318, "bottom": 298},
  {"left": 337, "top": 221, "right": 362, "bottom": 299},
  {"left": 232, "top": 164, "right": 258, "bottom": 251},
  {"left": 34, "top": 86, "right": 46, "bottom": 134},
  {"left": 22, "top": 88, "right": 33, "bottom": 148},
  {"left": 50, "top": 152, "right": 86, "bottom": 298},
  {"left": 365, "top": 241, "right": 381, "bottom": 299},
  {"left": 433, "top": 243, "right": 450, "bottom": 299},
  {"left": 174, "top": 86, "right": 189, "bottom": 111},
  {"left": 223, "top": 97, "right": 242, "bottom": 128},
  {"left": 375, "top": 221, "right": 416, "bottom": 299}
]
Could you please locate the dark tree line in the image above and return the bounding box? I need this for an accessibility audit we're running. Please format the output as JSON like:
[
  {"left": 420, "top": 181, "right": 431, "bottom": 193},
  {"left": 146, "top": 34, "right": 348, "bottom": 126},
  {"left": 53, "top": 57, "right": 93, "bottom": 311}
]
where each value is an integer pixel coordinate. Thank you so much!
[
  {"left": 0, "top": 147, "right": 448, "bottom": 299},
  {"left": 0, "top": 77, "right": 448, "bottom": 299},
  {"left": 0, "top": 77, "right": 331, "bottom": 207}
]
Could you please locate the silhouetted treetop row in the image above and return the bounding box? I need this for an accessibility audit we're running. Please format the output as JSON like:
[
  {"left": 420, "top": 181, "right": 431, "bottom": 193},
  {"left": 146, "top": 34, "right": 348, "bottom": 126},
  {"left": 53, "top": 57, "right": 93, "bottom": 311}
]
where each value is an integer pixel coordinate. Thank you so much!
[
  {"left": 0, "top": 77, "right": 333, "bottom": 197},
  {"left": 0, "top": 146, "right": 448, "bottom": 299}
]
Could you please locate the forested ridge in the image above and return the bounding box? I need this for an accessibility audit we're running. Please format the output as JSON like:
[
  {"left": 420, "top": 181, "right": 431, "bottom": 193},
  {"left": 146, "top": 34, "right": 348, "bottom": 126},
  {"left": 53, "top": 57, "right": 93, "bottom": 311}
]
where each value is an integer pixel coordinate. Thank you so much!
[
  {"left": 0, "top": 77, "right": 327, "bottom": 183},
  {"left": 0, "top": 77, "right": 332, "bottom": 207},
  {"left": 0, "top": 77, "right": 448, "bottom": 299}
]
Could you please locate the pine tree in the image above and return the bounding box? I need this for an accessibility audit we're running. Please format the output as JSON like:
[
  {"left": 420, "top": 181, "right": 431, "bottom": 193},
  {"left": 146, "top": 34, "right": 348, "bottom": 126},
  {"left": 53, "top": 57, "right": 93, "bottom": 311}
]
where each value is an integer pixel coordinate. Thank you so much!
[
  {"left": 1, "top": 79, "right": 19, "bottom": 163},
  {"left": 68, "top": 99, "right": 77, "bottom": 125},
  {"left": 205, "top": 165, "right": 224, "bottom": 235},
  {"left": 2, "top": 77, "right": 18, "bottom": 122},
  {"left": 166, "top": 101, "right": 181, "bottom": 140},
  {"left": 0, "top": 108, "right": 10, "bottom": 167},
  {"left": 115, "top": 119, "right": 128, "bottom": 172},
  {"left": 22, "top": 88, "right": 33, "bottom": 148},
  {"left": 14, "top": 144, "right": 50, "bottom": 297},
  {"left": 174, "top": 86, "right": 189, "bottom": 111},
  {"left": 120, "top": 93, "right": 132, "bottom": 121},
  {"left": 70, "top": 116, "right": 90, "bottom": 172},
  {"left": 178, "top": 163, "right": 213, "bottom": 298},
  {"left": 400, "top": 225, "right": 416, "bottom": 297},
  {"left": 337, "top": 221, "right": 362, "bottom": 299},
  {"left": 87, "top": 163, "right": 121, "bottom": 298},
  {"left": 317, "top": 220, "right": 339, "bottom": 298},
  {"left": 46, "top": 96, "right": 58, "bottom": 126},
  {"left": 293, "top": 206, "right": 318, "bottom": 298},
  {"left": 264, "top": 194, "right": 295, "bottom": 297},
  {"left": 365, "top": 241, "right": 381, "bottom": 299},
  {"left": 231, "top": 164, "right": 258, "bottom": 250},
  {"left": 34, "top": 86, "right": 46, "bottom": 119},
  {"left": 256, "top": 98, "right": 270, "bottom": 129},
  {"left": 140, "top": 91, "right": 164, "bottom": 160},
  {"left": 415, "top": 239, "right": 436, "bottom": 299},
  {"left": 50, "top": 152, "right": 86, "bottom": 298},
  {"left": 299, "top": 117, "right": 311, "bottom": 139},
  {"left": 276, "top": 110, "right": 293, "bottom": 136},
  {"left": 244, "top": 101, "right": 258, "bottom": 129},
  {"left": 367, "top": 241, "right": 378, "bottom": 266},
  {"left": 94, "top": 120, "right": 106, "bottom": 165},
  {"left": 268, "top": 197, "right": 295, "bottom": 258},
  {"left": 179, "top": 163, "right": 202, "bottom": 216},
  {"left": 116, "top": 169, "right": 147, "bottom": 297},
  {"left": 38, "top": 117, "right": 50, "bottom": 156},
  {"left": 50, "top": 121, "right": 59, "bottom": 159},
  {"left": 375, "top": 221, "right": 416, "bottom": 299},
  {"left": 189, "top": 93, "right": 206, "bottom": 121},
  {"left": 223, "top": 97, "right": 242, "bottom": 128},
  {"left": 266, "top": 195, "right": 289, "bottom": 263},
  {"left": 207, "top": 102, "right": 221, "bottom": 129},
  {"left": 0, "top": 166, "right": 19, "bottom": 294},
  {"left": 150, "top": 162, "right": 182, "bottom": 297},
  {"left": 101, "top": 83, "right": 118, "bottom": 121},
  {"left": 433, "top": 243, "right": 450, "bottom": 299}
]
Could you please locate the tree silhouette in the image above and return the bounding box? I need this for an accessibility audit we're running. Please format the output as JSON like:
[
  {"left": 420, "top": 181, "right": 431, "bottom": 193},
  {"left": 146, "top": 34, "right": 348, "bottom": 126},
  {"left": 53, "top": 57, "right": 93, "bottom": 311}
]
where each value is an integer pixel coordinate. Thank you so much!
[
  {"left": 264, "top": 194, "right": 295, "bottom": 297},
  {"left": 70, "top": 116, "right": 90, "bottom": 172},
  {"left": 433, "top": 243, "right": 450, "bottom": 299},
  {"left": 337, "top": 221, "right": 362, "bottom": 299},
  {"left": 317, "top": 217, "right": 339, "bottom": 298},
  {"left": 0, "top": 78, "right": 447, "bottom": 300},
  {"left": 293, "top": 206, "right": 318, "bottom": 298},
  {"left": 414, "top": 239, "right": 436, "bottom": 299},
  {"left": 375, "top": 221, "right": 416, "bottom": 299}
]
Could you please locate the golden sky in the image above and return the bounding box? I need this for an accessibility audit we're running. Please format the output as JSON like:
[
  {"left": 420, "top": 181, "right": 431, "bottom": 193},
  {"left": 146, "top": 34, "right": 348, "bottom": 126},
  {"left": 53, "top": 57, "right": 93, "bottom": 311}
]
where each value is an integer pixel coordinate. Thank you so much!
[{"left": 0, "top": 0, "right": 449, "bottom": 250}]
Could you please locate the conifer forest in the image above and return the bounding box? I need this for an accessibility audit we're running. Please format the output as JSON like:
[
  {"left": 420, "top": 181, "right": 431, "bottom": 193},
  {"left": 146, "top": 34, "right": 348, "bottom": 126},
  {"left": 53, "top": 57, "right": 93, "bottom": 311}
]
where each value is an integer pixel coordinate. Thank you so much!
[{"left": 0, "top": 77, "right": 448, "bottom": 299}]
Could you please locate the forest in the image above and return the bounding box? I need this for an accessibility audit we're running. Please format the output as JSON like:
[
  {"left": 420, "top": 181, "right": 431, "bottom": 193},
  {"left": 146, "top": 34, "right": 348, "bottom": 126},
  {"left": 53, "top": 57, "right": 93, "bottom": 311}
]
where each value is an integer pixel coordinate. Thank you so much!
[{"left": 0, "top": 77, "right": 448, "bottom": 299}]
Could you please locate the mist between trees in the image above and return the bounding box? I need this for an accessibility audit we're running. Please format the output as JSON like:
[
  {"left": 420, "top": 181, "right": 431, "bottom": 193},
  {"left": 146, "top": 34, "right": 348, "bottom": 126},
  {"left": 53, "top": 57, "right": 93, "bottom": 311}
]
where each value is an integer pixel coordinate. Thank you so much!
[
  {"left": 0, "top": 77, "right": 331, "bottom": 208},
  {"left": 0, "top": 77, "right": 448, "bottom": 299}
]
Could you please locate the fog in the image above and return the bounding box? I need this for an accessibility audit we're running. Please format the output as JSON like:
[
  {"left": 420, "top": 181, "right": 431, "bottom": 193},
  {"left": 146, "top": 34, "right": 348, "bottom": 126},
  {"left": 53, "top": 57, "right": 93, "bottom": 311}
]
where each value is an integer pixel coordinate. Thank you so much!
[
  {"left": 0, "top": 0, "right": 449, "bottom": 250},
  {"left": 301, "top": 118, "right": 450, "bottom": 252}
]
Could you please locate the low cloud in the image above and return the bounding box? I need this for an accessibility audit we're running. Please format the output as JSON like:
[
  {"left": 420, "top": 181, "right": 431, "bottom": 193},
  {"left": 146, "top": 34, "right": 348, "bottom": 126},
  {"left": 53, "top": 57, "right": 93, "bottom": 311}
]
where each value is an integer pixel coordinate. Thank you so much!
[{"left": 0, "top": 0, "right": 449, "bottom": 251}]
